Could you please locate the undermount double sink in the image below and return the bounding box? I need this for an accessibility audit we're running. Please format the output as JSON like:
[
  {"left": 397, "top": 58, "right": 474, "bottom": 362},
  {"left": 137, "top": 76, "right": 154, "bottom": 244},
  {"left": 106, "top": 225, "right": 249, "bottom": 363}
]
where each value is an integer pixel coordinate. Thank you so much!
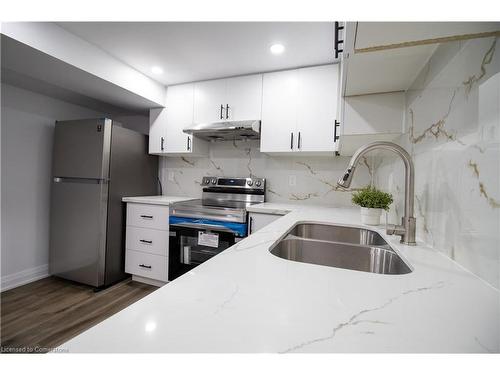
[{"left": 270, "top": 223, "right": 412, "bottom": 275}]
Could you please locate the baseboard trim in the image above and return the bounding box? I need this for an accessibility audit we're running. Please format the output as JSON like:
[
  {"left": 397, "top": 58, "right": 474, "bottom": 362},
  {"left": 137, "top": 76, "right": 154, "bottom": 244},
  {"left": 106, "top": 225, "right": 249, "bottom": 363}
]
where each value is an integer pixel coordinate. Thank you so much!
[
  {"left": 132, "top": 275, "right": 166, "bottom": 288},
  {"left": 1, "top": 264, "right": 49, "bottom": 292}
]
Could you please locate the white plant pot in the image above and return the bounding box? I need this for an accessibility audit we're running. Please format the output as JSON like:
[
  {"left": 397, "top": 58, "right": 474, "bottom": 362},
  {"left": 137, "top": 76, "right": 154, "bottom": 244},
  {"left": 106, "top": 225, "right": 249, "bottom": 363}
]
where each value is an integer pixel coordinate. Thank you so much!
[{"left": 360, "top": 207, "right": 382, "bottom": 225}]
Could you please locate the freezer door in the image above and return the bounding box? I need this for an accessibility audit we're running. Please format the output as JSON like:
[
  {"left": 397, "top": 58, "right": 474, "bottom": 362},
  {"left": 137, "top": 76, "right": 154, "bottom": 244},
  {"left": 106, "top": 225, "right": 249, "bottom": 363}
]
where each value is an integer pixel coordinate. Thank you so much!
[
  {"left": 49, "top": 177, "right": 108, "bottom": 287},
  {"left": 52, "top": 119, "right": 112, "bottom": 179}
]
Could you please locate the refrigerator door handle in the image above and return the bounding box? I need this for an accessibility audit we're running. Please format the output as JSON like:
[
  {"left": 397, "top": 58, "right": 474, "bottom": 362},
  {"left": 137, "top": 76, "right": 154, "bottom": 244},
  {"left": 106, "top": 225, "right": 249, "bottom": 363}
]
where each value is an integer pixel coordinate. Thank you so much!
[{"left": 53, "top": 177, "right": 109, "bottom": 184}]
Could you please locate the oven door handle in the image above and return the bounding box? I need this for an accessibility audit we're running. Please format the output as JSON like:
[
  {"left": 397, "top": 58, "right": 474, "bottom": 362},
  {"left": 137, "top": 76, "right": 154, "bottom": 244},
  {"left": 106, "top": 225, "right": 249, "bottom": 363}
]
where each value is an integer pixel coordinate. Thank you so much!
[{"left": 171, "top": 222, "right": 240, "bottom": 235}]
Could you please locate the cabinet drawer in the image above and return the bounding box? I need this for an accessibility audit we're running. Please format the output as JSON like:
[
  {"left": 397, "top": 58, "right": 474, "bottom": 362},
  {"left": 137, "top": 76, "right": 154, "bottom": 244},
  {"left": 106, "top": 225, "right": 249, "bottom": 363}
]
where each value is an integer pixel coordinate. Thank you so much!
[
  {"left": 126, "top": 203, "right": 169, "bottom": 230},
  {"left": 126, "top": 226, "right": 169, "bottom": 256},
  {"left": 249, "top": 213, "right": 283, "bottom": 234},
  {"left": 125, "top": 250, "right": 167, "bottom": 282}
]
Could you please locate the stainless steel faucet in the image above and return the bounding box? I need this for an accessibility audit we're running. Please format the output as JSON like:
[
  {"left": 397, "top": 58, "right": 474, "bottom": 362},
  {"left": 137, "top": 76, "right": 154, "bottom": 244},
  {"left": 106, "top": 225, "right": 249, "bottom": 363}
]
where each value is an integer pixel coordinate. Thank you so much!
[{"left": 337, "top": 141, "right": 417, "bottom": 246}]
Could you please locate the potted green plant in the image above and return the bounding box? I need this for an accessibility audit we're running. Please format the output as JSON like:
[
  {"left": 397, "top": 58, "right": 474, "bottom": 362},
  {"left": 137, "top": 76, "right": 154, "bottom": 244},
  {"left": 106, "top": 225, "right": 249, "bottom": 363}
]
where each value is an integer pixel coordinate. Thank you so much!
[{"left": 351, "top": 186, "right": 393, "bottom": 225}]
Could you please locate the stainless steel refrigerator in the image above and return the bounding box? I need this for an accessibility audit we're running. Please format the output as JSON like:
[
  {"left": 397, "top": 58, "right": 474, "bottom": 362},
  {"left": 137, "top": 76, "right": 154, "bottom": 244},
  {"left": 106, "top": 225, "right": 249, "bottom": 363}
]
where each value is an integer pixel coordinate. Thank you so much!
[{"left": 49, "top": 118, "right": 158, "bottom": 288}]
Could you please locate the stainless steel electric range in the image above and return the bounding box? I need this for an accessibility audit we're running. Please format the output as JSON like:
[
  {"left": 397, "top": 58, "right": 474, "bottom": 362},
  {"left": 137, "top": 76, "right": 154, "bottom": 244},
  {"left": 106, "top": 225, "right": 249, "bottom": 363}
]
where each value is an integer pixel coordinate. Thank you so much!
[{"left": 168, "top": 176, "right": 265, "bottom": 280}]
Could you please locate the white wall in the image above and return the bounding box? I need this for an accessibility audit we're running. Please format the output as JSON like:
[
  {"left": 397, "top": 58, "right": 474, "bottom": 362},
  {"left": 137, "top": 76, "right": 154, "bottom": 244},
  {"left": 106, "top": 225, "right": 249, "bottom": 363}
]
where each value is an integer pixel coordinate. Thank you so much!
[
  {"left": 0, "top": 83, "right": 101, "bottom": 290},
  {"left": 114, "top": 115, "right": 149, "bottom": 135}
]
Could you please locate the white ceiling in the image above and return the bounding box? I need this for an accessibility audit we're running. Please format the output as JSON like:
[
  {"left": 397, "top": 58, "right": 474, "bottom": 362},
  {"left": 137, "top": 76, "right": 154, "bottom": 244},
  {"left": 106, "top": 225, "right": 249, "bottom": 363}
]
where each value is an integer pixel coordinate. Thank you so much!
[{"left": 57, "top": 22, "right": 335, "bottom": 86}]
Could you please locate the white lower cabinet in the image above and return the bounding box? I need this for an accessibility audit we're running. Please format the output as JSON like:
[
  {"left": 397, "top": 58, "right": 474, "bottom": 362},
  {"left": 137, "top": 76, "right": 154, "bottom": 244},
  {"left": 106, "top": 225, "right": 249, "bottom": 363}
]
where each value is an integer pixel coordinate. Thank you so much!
[
  {"left": 125, "top": 226, "right": 169, "bottom": 257},
  {"left": 126, "top": 203, "right": 170, "bottom": 231},
  {"left": 248, "top": 212, "right": 283, "bottom": 235},
  {"left": 125, "top": 250, "right": 168, "bottom": 282},
  {"left": 125, "top": 203, "right": 169, "bottom": 286}
]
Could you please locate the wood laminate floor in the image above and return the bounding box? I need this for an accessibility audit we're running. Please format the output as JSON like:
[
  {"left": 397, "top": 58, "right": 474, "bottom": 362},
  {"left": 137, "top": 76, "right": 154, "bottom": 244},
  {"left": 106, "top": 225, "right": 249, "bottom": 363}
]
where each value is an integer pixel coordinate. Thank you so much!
[{"left": 0, "top": 277, "right": 158, "bottom": 353}]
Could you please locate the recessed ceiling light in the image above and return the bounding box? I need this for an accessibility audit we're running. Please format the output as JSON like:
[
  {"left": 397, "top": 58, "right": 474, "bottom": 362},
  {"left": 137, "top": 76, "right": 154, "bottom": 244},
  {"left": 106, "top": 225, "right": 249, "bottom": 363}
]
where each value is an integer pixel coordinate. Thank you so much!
[
  {"left": 151, "top": 66, "right": 163, "bottom": 75},
  {"left": 270, "top": 43, "right": 285, "bottom": 55},
  {"left": 145, "top": 321, "right": 157, "bottom": 333}
]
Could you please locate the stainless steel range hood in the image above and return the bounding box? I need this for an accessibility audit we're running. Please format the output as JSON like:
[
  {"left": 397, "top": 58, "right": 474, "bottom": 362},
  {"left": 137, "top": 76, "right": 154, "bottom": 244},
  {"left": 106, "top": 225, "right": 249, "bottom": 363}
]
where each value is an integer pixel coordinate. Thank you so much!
[{"left": 183, "top": 120, "right": 260, "bottom": 141}]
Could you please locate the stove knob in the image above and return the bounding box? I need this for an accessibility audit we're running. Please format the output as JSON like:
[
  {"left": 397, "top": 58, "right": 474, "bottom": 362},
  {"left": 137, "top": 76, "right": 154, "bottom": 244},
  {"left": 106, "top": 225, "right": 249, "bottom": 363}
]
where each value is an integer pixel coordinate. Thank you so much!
[
  {"left": 247, "top": 180, "right": 253, "bottom": 186},
  {"left": 202, "top": 178, "right": 209, "bottom": 185},
  {"left": 255, "top": 180, "right": 262, "bottom": 187},
  {"left": 211, "top": 178, "right": 217, "bottom": 185}
]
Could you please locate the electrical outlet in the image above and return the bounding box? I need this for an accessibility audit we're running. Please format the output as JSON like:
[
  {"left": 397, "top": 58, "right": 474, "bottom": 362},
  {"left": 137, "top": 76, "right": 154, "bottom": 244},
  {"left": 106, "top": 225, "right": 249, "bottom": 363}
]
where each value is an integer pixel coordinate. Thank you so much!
[
  {"left": 168, "top": 171, "right": 175, "bottom": 182},
  {"left": 288, "top": 175, "right": 296, "bottom": 186}
]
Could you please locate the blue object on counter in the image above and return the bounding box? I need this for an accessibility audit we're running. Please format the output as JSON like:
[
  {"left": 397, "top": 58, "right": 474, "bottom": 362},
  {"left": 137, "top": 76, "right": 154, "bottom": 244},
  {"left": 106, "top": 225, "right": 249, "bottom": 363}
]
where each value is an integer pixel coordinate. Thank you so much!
[{"left": 169, "top": 216, "right": 248, "bottom": 237}]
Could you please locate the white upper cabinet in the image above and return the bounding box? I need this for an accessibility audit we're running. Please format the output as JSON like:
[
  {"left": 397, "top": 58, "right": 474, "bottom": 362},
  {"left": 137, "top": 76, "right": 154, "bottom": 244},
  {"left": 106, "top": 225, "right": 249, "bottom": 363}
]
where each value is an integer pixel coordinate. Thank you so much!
[
  {"left": 341, "top": 22, "right": 500, "bottom": 96},
  {"left": 165, "top": 84, "right": 196, "bottom": 153},
  {"left": 261, "top": 64, "right": 339, "bottom": 154},
  {"left": 225, "top": 75, "right": 263, "bottom": 121},
  {"left": 193, "top": 79, "right": 227, "bottom": 123},
  {"left": 354, "top": 22, "right": 500, "bottom": 52},
  {"left": 149, "top": 108, "right": 167, "bottom": 154},
  {"left": 261, "top": 69, "right": 299, "bottom": 153},
  {"left": 297, "top": 65, "right": 339, "bottom": 152},
  {"left": 149, "top": 83, "right": 208, "bottom": 156},
  {"left": 193, "top": 74, "right": 263, "bottom": 123}
]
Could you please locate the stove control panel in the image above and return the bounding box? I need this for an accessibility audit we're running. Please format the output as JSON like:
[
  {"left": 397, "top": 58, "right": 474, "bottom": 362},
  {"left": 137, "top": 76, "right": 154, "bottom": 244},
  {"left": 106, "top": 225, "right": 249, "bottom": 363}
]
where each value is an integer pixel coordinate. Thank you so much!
[{"left": 201, "top": 176, "right": 265, "bottom": 190}]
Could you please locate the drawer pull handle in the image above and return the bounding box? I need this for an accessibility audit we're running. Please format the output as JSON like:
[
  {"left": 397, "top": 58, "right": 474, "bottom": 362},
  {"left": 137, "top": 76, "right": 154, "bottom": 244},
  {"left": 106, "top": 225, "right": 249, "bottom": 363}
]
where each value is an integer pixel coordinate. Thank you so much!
[
  {"left": 140, "top": 239, "right": 153, "bottom": 244},
  {"left": 140, "top": 215, "right": 153, "bottom": 219},
  {"left": 139, "top": 264, "right": 152, "bottom": 269}
]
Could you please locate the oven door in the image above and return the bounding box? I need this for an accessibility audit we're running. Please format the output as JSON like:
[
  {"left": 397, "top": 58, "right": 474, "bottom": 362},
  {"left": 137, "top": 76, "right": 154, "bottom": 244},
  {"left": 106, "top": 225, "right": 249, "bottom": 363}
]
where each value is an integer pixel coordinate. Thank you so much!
[{"left": 168, "top": 217, "right": 247, "bottom": 281}]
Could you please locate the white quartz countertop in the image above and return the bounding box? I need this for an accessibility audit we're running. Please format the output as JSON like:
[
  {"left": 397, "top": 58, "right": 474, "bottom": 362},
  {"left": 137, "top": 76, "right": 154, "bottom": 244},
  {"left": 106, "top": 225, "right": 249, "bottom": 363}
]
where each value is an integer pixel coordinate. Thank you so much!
[
  {"left": 122, "top": 195, "right": 195, "bottom": 206},
  {"left": 60, "top": 205, "right": 499, "bottom": 353},
  {"left": 246, "top": 202, "right": 314, "bottom": 215}
]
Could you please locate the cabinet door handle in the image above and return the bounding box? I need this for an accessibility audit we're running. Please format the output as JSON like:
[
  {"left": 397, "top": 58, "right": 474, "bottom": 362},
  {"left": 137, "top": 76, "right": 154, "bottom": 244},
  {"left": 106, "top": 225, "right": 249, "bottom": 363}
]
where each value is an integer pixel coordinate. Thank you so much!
[
  {"left": 140, "top": 239, "right": 153, "bottom": 244},
  {"left": 290, "top": 132, "right": 294, "bottom": 150},
  {"left": 139, "top": 264, "right": 152, "bottom": 269},
  {"left": 334, "top": 120, "right": 340, "bottom": 142},
  {"left": 187, "top": 136, "right": 191, "bottom": 151},
  {"left": 334, "top": 22, "right": 344, "bottom": 59},
  {"left": 140, "top": 215, "right": 153, "bottom": 219},
  {"left": 225, "top": 104, "right": 230, "bottom": 119},
  {"left": 298, "top": 132, "right": 302, "bottom": 150},
  {"left": 160, "top": 136, "right": 165, "bottom": 151},
  {"left": 220, "top": 104, "right": 224, "bottom": 119}
]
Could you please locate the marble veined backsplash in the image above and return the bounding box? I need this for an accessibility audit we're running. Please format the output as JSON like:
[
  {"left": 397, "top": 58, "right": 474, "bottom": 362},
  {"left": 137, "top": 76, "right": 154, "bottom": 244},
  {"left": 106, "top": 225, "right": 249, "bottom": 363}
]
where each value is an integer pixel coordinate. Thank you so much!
[
  {"left": 375, "top": 36, "right": 500, "bottom": 289},
  {"left": 160, "top": 140, "right": 375, "bottom": 207}
]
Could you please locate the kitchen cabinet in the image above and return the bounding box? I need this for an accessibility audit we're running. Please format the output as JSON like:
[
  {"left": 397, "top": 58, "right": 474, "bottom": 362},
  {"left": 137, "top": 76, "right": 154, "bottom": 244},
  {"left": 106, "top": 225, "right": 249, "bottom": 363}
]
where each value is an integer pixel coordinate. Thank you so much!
[
  {"left": 353, "top": 22, "right": 500, "bottom": 52},
  {"left": 334, "top": 22, "right": 497, "bottom": 153},
  {"left": 193, "top": 74, "right": 263, "bottom": 123},
  {"left": 225, "top": 75, "right": 263, "bottom": 121},
  {"left": 148, "top": 83, "right": 208, "bottom": 156},
  {"left": 248, "top": 212, "right": 283, "bottom": 235},
  {"left": 193, "top": 79, "right": 226, "bottom": 123},
  {"left": 297, "top": 65, "right": 339, "bottom": 152},
  {"left": 339, "top": 22, "right": 500, "bottom": 96},
  {"left": 148, "top": 108, "right": 167, "bottom": 154},
  {"left": 260, "top": 64, "right": 339, "bottom": 154},
  {"left": 125, "top": 203, "right": 169, "bottom": 286},
  {"left": 260, "top": 69, "right": 299, "bottom": 153}
]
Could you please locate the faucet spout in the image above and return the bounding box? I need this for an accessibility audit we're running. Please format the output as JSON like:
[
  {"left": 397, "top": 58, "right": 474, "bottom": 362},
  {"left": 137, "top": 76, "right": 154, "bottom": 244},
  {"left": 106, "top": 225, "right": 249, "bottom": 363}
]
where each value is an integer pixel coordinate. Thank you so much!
[
  {"left": 337, "top": 141, "right": 416, "bottom": 246},
  {"left": 337, "top": 164, "right": 356, "bottom": 188}
]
